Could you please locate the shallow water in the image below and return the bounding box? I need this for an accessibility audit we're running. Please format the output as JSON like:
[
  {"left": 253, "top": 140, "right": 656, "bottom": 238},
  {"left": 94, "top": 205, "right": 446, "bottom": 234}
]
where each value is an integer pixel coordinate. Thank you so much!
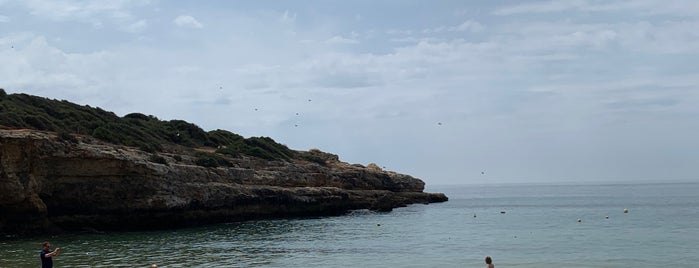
[{"left": 2, "top": 182, "right": 698, "bottom": 267}]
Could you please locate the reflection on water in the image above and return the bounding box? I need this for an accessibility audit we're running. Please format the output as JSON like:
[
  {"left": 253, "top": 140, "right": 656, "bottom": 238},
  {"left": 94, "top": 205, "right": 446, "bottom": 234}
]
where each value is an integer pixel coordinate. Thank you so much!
[{"left": 0, "top": 210, "right": 396, "bottom": 268}]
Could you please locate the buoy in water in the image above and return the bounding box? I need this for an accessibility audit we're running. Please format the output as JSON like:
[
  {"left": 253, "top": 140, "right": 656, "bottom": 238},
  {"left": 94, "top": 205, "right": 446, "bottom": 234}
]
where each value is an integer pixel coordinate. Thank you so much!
[
  {"left": 624, "top": 208, "right": 629, "bottom": 213},
  {"left": 577, "top": 219, "right": 582, "bottom": 223},
  {"left": 605, "top": 215, "right": 609, "bottom": 219},
  {"left": 377, "top": 223, "right": 381, "bottom": 227}
]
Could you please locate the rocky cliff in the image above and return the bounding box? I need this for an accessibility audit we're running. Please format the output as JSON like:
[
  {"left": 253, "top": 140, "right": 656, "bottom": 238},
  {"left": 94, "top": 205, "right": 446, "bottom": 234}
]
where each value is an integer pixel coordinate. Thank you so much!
[{"left": 0, "top": 129, "right": 447, "bottom": 235}]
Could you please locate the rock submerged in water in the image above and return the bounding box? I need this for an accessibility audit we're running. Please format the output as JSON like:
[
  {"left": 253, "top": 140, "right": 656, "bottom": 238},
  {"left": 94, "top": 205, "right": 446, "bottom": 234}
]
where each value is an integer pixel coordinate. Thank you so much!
[{"left": 0, "top": 129, "right": 448, "bottom": 235}]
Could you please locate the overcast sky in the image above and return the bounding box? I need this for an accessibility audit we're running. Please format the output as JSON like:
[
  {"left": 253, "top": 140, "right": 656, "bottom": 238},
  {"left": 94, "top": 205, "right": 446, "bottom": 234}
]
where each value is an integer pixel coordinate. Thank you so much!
[{"left": 2, "top": 0, "right": 698, "bottom": 185}]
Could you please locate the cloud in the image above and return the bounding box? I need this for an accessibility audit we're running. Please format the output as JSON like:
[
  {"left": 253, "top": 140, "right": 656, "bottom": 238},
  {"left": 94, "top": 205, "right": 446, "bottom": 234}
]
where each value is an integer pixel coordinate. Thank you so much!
[
  {"left": 412, "top": 20, "right": 485, "bottom": 35},
  {"left": 495, "top": 20, "right": 699, "bottom": 54},
  {"left": 173, "top": 15, "right": 203, "bottom": 29},
  {"left": 550, "top": 29, "right": 617, "bottom": 48},
  {"left": 493, "top": 0, "right": 699, "bottom": 16},
  {"left": 449, "top": 20, "right": 484, "bottom": 32},
  {"left": 325, "top": 35, "right": 359, "bottom": 44},
  {"left": 280, "top": 10, "right": 296, "bottom": 23},
  {"left": 18, "top": 0, "right": 153, "bottom": 35},
  {"left": 122, "top": 19, "right": 147, "bottom": 33},
  {"left": 0, "top": 15, "right": 9, "bottom": 22},
  {"left": 386, "top": 29, "right": 413, "bottom": 35},
  {"left": 22, "top": 0, "right": 148, "bottom": 20},
  {"left": 493, "top": 0, "right": 587, "bottom": 15},
  {"left": 0, "top": 35, "right": 114, "bottom": 101}
]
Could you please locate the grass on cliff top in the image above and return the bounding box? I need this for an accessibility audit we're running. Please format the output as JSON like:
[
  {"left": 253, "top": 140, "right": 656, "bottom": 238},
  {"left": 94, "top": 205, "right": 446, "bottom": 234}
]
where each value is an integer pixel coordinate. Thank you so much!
[{"left": 0, "top": 89, "right": 297, "bottom": 161}]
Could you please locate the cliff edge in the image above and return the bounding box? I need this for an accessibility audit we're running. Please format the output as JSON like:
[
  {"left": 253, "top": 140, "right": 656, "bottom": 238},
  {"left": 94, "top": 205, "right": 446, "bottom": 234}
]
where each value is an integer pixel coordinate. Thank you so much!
[{"left": 0, "top": 129, "right": 447, "bottom": 235}]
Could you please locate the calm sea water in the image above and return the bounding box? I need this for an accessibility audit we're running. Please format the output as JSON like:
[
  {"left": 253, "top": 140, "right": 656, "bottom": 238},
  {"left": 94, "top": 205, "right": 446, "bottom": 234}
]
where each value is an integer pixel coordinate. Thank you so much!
[{"left": 1, "top": 182, "right": 698, "bottom": 267}]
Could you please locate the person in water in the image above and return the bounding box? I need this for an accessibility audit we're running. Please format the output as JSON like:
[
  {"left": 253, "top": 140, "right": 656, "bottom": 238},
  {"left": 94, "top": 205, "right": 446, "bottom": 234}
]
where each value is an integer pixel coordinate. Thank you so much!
[
  {"left": 40, "top": 242, "right": 60, "bottom": 268},
  {"left": 485, "top": 256, "right": 494, "bottom": 268}
]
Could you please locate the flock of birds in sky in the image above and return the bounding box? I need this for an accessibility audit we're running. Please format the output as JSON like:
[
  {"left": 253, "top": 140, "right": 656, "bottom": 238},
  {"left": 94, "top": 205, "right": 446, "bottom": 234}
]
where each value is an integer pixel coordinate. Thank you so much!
[
  {"left": 213, "top": 84, "right": 487, "bottom": 175},
  {"left": 216, "top": 84, "right": 449, "bottom": 129},
  {"left": 213, "top": 83, "right": 475, "bottom": 179},
  {"left": 219, "top": 85, "right": 317, "bottom": 128}
]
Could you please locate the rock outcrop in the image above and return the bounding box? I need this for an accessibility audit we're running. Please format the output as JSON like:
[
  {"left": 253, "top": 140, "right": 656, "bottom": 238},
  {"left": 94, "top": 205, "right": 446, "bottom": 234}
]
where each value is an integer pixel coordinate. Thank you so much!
[{"left": 0, "top": 129, "right": 447, "bottom": 235}]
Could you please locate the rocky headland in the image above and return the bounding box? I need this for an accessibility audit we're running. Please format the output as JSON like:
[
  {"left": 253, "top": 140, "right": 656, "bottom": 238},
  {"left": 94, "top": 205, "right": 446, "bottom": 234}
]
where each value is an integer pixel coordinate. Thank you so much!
[{"left": 0, "top": 128, "right": 447, "bottom": 236}]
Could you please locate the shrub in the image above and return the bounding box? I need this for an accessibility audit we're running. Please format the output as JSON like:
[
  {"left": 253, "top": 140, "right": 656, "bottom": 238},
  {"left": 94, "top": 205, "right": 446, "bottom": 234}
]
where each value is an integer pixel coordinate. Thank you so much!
[
  {"left": 244, "top": 137, "right": 294, "bottom": 160},
  {"left": 194, "top": 152, "right": 231, "bottom": 168},
  {"left": 297, "top": 151, "right": 327, "bottom": 166},
  {"left": 0, "top": 92, "right": 301, "bottom": 158},
  {"left": 123, "top": 113, "right": 151, "bottom": 121},
  {"left": 24, "top": 115, "right": 49, "bottom": 130},
  {"left": 207, "top": 129, "right": 244, "bottom": 146}
]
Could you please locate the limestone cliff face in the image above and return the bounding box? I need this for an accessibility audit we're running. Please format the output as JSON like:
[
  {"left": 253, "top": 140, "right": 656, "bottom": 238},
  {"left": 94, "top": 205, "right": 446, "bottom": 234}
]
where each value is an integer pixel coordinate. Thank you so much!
[{"left": 0, "top": 129, "right": 447, "bottom": 235}]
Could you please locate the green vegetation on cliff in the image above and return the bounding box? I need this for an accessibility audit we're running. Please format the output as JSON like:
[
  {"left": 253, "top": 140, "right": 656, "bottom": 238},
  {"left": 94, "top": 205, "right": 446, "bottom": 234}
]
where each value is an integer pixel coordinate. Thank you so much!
[{"left": 0, "top": 89, "right": 294, "bottom": 160}]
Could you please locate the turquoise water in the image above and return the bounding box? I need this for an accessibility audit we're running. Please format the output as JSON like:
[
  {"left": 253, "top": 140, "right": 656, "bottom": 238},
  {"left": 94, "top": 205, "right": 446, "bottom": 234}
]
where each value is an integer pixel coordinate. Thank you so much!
[{"left": 1, "top": 182, "right": 698, "bottom": 267}]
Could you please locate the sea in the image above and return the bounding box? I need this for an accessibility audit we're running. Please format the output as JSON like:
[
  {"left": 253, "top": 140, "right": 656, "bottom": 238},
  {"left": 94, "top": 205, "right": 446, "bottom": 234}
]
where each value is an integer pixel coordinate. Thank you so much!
[{"left": 1, "top": 182, "right": 698, "bottom": 267}]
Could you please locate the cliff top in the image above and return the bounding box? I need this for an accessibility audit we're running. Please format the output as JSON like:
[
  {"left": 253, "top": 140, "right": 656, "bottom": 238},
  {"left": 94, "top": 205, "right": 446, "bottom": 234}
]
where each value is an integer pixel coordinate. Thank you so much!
[{"left": 0, "top": 89, "right": 340, "bottom": 165}]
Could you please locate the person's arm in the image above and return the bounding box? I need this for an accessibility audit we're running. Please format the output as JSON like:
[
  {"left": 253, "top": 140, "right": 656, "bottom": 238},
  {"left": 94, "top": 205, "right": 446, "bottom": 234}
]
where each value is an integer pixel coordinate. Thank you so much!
[{"left": 45, "top": 248, "right": 61, "bottom": 257}]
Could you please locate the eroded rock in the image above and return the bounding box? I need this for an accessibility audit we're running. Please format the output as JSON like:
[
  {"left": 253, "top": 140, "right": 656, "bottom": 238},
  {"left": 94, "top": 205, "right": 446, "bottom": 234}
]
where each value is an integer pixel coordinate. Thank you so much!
[{"left": 0, "top": 129, "right": 447, "bottom": 235}]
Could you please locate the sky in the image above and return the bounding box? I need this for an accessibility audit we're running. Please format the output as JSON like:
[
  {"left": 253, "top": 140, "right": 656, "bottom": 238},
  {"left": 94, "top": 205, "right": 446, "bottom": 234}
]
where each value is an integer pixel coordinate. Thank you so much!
[{"left": 1, "top": 0, "right": 698, "bottom": 185}]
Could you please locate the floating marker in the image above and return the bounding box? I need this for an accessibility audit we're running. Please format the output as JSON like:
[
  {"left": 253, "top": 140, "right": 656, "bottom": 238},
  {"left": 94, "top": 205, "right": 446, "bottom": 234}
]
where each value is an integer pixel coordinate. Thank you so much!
[{"left": 624, "top": 208, "right": 629, "bottom": 213}]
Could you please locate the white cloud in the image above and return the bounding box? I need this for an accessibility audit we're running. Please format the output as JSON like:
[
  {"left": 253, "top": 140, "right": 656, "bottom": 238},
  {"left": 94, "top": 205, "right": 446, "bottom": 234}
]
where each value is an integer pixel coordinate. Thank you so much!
[
  {"left": 122, "top": 19, "right": 147, "bottom": 33},
  {"left": 22, "top": 0, "right": 147, "bottom": 20},
  {"left": 0, "top": 15, "right": 9, "bottom": 22},
  {"left": 325, "top": 35, "right": 359, "bottom": 44},
  {"left": 493, "top": 0, "right": 587, "bottom": 15},
  {"left": 173, "top": 15, "right": 203, "bottom": 29},
  {"left": 449, "top": 20, "right": 484, "bottom": 32},
  {"left": 550, "top": 29, "right": 617, "bottom": 48},
  {"left": 494, "top": 0, "right": 699, "bottom": 16},
  {"left": 386, "top": 29, "right": 413, "bottom": 35},
  {"left": 416, "top": 20, "right": 484, "bottom": 34},
  {"left": 0, "top": 35, "right": 114, "bottom": 101},
  {"left": 280, "top": 10, "right": 296, "bottom": 23},
  {"left": 495, "top": 20, "right": 699, "bottom": 54},
  {"left": 171, "top": 65, "right": 201, "bottom": 74},
  {"left": 19, "top": 0, "right": 152, "bottom": 36}
]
